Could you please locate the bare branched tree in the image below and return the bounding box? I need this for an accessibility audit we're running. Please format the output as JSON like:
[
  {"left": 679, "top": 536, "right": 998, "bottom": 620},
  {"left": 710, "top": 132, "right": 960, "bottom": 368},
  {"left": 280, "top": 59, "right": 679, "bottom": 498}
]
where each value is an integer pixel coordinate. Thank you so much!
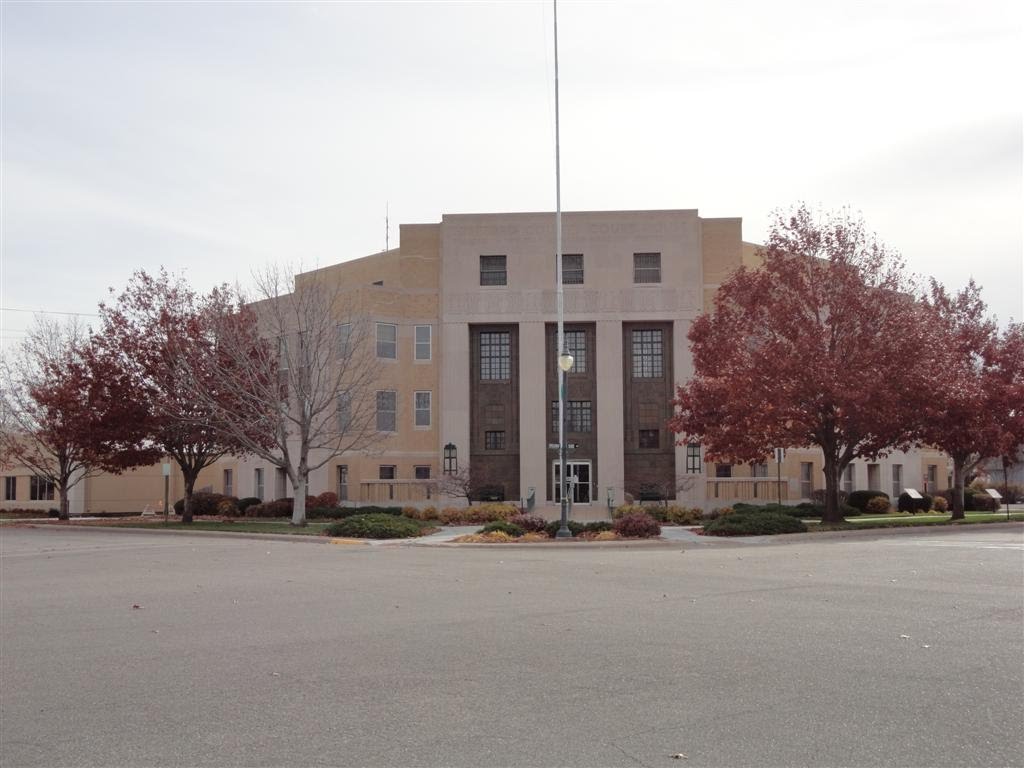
[{"left": 180, "top": 264, "right": 382, "bottom": 526}]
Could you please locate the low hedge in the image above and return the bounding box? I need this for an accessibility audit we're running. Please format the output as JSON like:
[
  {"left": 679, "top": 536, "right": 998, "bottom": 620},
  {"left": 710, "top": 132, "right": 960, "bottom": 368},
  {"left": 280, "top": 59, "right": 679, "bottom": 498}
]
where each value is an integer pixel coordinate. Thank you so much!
[
  {"left": 236, "top": 497, "right": 262, "bottom": 513},
  {"left": 509, "top": 514, "right": 547, "bottom": 533},
  {"left": 612, "top": 512, "right": 661, "bottom": 538},
  {"left": 439, "top": 503, "right": 519, "bottom": 525},
  {"left": 703, "top": 508, "right": 808, "bottom": 536},
  {"left": 479, "top": 520, "right": 524, "bottom": 538},
  {"left": 847, "top": 490, "right": 889, "bottom": 513},
  {"left": 173, "top": 492, "right": 238, "bottom": 516},
  {"left": 323, "top": 514, "right": 425, "bottom": 539}
]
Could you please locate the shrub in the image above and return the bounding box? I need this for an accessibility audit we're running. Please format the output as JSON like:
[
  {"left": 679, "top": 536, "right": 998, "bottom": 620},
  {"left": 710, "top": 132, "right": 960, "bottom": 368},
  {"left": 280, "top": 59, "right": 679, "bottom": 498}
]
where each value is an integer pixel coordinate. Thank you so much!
[
  {"left": 305, "top": 507, "right": 350, "bottom": 520},
  {"left": 452, "top": 531, "right": 515, "bottom": 543},
  {"left": 582, "top": 520, "right": 613, "bottom": 533},
  {"left": 323, "top": 514, "right": 424, "bottom": 539},
  {"left": 932, "top": 495, "right": 948, "bottom": 512},
  {"left": 664, "top": 505, "right": 703, "bottom": 525},
  {"left": 313, "top": 491, "right": 338, "bottom": 508},
  {"left": 897, "top": 492, "right": 933, "bottom": 514},
  {"left": 812, "top": 488, "right": 848, "bottom": 505},
  {"left": 970, "top": 493, "right": 997, "bottom": 512},
  {"left": 544, "top": 519, "right": 586, "bottom": 537},
  {"left": 865, "top": 496, "right": 892, "bottom": 515},
  {"left": 847, "top": 490, "right": 889, "bottom": 513},
  {"left": 703, "top": 509, "right": 807, "bottom": 536},
  {"left": 509, "top": 514, "right": 547, "bottom": 533},
  {"left": 995, "top": 484, "right": 1022, "bottom": 503},
  {"left": 479, "top": 521, "right": 524, "bottom": 537},
  {"left": 439, "top": 503, "right": 518, "bottom": 525},
  {"left": 703, "top": 507, "right": 734, "bottom": 521},
  {"left": 236, "top": 497, "right": 261, "bottom": 513},
  {"left": 613, "top": 503, "right": 645, "bottom": 519},
  {"left": 244, "top": 500, "right": 292, "bottom": 518},
  {"left": 403, "top": 506, "right": 440, "bottom": 521},
  {"left": 217, "top": 499, "right": 239, "bottom": 517},
  {"left": 612, "top": 512, "right": 661, "bottom": 538},
  {"left": 173, "top": 492, "right": 238, "bottom": 517}
]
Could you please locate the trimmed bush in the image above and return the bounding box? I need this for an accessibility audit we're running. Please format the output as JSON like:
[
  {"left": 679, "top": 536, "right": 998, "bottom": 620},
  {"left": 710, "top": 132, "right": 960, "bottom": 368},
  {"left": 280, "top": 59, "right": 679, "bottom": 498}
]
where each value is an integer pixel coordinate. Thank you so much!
[
  {"left": 544, "top": 519, "right": 586, "bottom": 537},
  {"left": 847, "top": 491, "right": 889, "bottom": 513},
  {"left": 402, "top": 506, "right": 440, "bottom": 521},
  {"left": 217, "top": 499, "right": 239, "bottom": 517},
  {"left": 312, "top": 491, "right": 338, "bottom": 508},
  {"left": 613, "top": 503, "right": 646, "bottom": 519},
  {"left": 324, "top": 514, "right": 424, "bottom": 539},
  {"left": 664, "top": 505, "right": 703, "bottom": 525},
  {"left": 173, "top": 492, "right": 238, "bottom": 517},
  {"left": 244, "top": 499, "right": 292, "bottom": 518},
  {"left": 439, "top": 503, "right": 518, "bottom": 525},
  {"left": 236, "top": 497, "right": 261, "bottom": 513},
  {"left": 970, "top": 493, "right": 997, "bottom": 512},
  {"left": 932, "top": 496, "right": 948, "bottom": 513},
  {"left": 612, "top": 512, "right": 661, "bottom": 538},
  {"left": 865, "top": 496, "right": 892, "bottom": 515},
  {"left": 479, "top": 520, "right": 524, "bottom": 537},
  {"left": 703, "top": 509, "right": 807, "bottom": 536},
  {"left": 509, "top": 514, "right": 547, "bottom": 533}
]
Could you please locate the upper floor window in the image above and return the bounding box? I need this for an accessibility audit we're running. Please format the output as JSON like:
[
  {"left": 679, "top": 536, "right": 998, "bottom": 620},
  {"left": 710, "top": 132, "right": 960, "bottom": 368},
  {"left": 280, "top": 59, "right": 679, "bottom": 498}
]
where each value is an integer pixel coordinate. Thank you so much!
[
  {"left": 633, "top": 252, "right": 661, "bottom": 284},
  {"left": 336, "top": 391, "right": 352, "bottom": 432},
  {"left": 752, "top": 462, "right": 770, "bottom": 478},
  {"left": 376, "top": 323, "right": 397, "bottom": 359},
  {"left": 414, "top": 391, "right": 432, "bottom": 428},
  {"left": 561, "top": 254, "right": 584, "bottom": 285},
  {"left": 480, "top": 331, "right": 511, "bottom": 380},
  {"left": 551, "top": 400, "right": 593, "bottom": 433},
  {"left": 336, "top": 323, "right": 352, "bottom": 358},
  {"left": 415, "top": 325, "right": 431, "bottom": 361},
  {"left": 638, "top": 429, "right": 659, "bottom": 449},
  {"left": 484, "top": 430, "right": 505, "bottom": 450},
  {"left": 376, "top": 390, "right": 397, "bottom": 432},
  {"left": 686, "top": 443, "right": 702, "bottom": 473},
  {"left": 631, "top": 329, "right": 663, "bottom": 378},
  {"left": 561, "top": 330, "right": 587, "bottom": 374},
  {"left": 480, "top": 255, "right": 507, "bottom": 286}
]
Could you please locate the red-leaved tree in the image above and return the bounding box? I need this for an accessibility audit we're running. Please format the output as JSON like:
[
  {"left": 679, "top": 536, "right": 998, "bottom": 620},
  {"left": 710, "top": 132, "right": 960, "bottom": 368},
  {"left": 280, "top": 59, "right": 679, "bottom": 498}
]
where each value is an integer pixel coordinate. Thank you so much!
[
  {"left": 669, "top": 204, "right": 934, "bottom": 524},
  {"left": 0, "top": 317, "right": 159, "bottom": 519},
  {"left": 95, "top": 270, "right": 275, "bottom": 523},
  {"left": 920, "top": 280, "right": 1024, "bottom": 519}
]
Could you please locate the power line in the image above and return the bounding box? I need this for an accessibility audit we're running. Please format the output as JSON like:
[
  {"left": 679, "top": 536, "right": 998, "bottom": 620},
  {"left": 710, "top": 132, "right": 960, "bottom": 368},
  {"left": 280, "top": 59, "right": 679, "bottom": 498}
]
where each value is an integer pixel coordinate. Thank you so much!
[{"left": 0, "top": 307, "right": 101, "bottom": 318}]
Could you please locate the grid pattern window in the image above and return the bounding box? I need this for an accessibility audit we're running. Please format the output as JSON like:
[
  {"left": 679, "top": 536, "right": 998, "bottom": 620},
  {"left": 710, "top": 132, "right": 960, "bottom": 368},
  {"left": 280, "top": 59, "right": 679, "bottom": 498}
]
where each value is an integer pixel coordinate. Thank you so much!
[
  {"left": 376, "top": 323, "right": 397, "bottom": 359},
  {"left": 414, "top": 466, "right": 431, "bottom": 480},
  {"left": 639, "top": 429, "right": 659, "bottom": 449},
  {"left": 633, "top": 252, "right": 661, "bottom": 283},
  {"left": 3, "top": 476, "right": 15, "bottom": 501},
  {"left": 254, "top": 468, "right": 265, "bottom": 501},
  {"left": 414, "top": 391, "right": 431, "bottom": 428},
  {"left": 843, "top": 465, "right": 855, "bottom": 493},
  {"left": 561, "top": 330, "right": 587, "bottom": 374},
  {"left": 479, "top": 331, "right": 511, "bottom": 380},
  {"left": 891, "top": 464, "right": 903, "bottom": 499},
  {"left": 336, "top": 391, "right": 352, "bottom": 432},
  {"left": 29, "top": 476, "right": 54, "bottom": 501},
  {"left": 376, "top": 390, "right": 397, "bottom": 432},
  {"left": 415, "top": 325, "right": 431, "bottom": 361},
  {"left": 479, "top": 255, "right": 507, "bottom": 286},
  {"left": 631, "top": 329, "right": 664, "bottom": 378},
  {"left": 337, "top": 465, "right": 348, "bottom": 501},
  {"left": 925, "top": 464, "right": 937, "bottom": 492},
  {"left": 336, "top": 323, "right": 352, "bottom": 358},
  {"left": 686, "top": 444, "right": 702, "bottom": 473},
  {"left": 485, "top": 430, "right": 506, "bottom": 450},
  {"left": 223, "top": 469, "right": 233, "bottom": 497},
  {"left": 752, "top": 462, "right": 770, "bottom": 478},
  {"left": 715, "top": 464, "right": 733, "bottom": 478},
  {"left": 379, "top": 465, "right": 396, "bottom": 480},
  {"left": 801, "top": 462, "right": 814, "bottom": 499},
  {"left": 561, "top": 254, "right": 584, "bottom": 284},
  {"left": 551, "top": 400, "right": 593, "bottom": 433}
]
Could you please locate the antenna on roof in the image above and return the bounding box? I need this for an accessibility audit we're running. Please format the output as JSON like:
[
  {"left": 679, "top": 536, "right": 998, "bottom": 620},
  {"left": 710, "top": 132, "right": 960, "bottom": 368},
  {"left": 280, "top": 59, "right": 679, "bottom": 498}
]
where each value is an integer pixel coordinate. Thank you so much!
[{"left": 385, "top": 201, "right": 389, "bottom": 252}]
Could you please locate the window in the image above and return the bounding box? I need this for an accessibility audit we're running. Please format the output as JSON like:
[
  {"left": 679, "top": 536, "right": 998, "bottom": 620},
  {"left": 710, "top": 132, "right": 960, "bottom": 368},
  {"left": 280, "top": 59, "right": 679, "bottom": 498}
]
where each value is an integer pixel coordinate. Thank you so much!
[
  {"left": 275, "top": 468, "right": 288, "bottom": 499},
  {"left": 379, "top": 465, "right": 396, "bottom": 480},
  {"left": 686, "top": 443, "right": 702, "bottom": 473},
  {"left": 561, "top": 253, "right": 584, "bottom": 284},
  {"left": 376, "top": 323, "right": 397, "bottom": 359},
  {"left": 254, "top": 468, "right": 265, "bottom": 501},
  {"left": 485, "top": 430, "right": 505, "bottom": 450},
  {"left": 800, "top": 462, "right": 814, "bottom": 499},
  {"left": 925, "top": 464, "right": 937, "bottom": 493},
  {"left": 551, "top": 400, "right": 593, "bottom": 433},
  {"left": 336, "top": 391, "right": 352, "bottom": 432},
  {"left": 443, "top": 443, "right": 458, "bottom": 474},
  {"left": 561, "top": 330, "right": 587, "bottom": 373},
  {"left": 414, "top": 391, "right": 431, "bottom": 428},
  {"left": 639, "top": 429, "right": 659, "bottom": 449},
  {"left": 843, "top": 465, "right": 855, "bottom": 493},
  {"left": 336, "top": 323, "right": 352, "bottom": 358},
  {"left": 891, "top": 464, "right": 903, "bottom": 498},
  {"left": 715, "top": 464, "right": 733, "bottom": 478},
  {"left": 638, "top": 401, "right": 659, "bottom": 426},
  {"left": 223, "top": 469, "right": 233, "bottom": 497},
  {"left": 633, "top": 252, "right": 661, "bottom": 283},
  {"left": 631, "top": 329, "right": 663, "bottom": 378},
  {"left": 752, "top": 462, "right": 770, "bottom": 478},
  {"left": 30, "top": 476, "right": 54, "bottom": 501},
  {"left": 376, "top": 390, "right": 397, "bottom": 432},
  {"left": 3, "top": 476, "right": 15, "bottom": 501},
  {"left": 480, "top": 255, "right": 507, "bottom": 286},
  {"left": 415, "top": 325, "right": 431, "bottom": 361},
  {"left": 414, "top": 466, "right": 431, "bottom": 480},
  {"left": 337, "top": 465, "right": 348, "bottom": 502},
  {"left": 480, "top": 331, "right": 511, "bottom": 380},
  {"left": 278, "top": 337, "right": 290, "bottom": 370}
]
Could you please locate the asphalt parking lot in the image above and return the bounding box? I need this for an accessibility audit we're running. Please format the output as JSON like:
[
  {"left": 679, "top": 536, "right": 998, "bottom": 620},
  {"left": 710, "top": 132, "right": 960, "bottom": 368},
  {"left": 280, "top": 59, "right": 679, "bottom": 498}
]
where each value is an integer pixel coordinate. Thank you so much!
[{"left": 1, "top": 524, "right": 1022, "bottom": 768}]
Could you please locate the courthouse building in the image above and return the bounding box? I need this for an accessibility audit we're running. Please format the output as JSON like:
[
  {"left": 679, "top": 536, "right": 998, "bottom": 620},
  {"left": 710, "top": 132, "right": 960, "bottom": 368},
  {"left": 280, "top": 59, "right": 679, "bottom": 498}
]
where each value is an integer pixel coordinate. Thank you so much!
[{"left": 1, "top": 208, "right": 949, "bottom": 515}]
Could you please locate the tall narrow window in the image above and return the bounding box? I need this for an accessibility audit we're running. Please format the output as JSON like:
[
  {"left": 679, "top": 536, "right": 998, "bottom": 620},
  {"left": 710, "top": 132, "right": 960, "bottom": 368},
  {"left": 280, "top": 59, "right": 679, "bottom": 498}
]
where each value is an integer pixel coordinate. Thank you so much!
[
  {"left": 752, "top": 462, "right": 769, "bottom": 478},
  {"left": 29, "top": 476, "right": 54, "bottom": 501},
  {"left": 480, "top": 331, "right": 511, "bottom": 380},
  {"left": 891, "top": 464, "right": 903, "bottom": 499},
  {"left": 223, "top": 469, "right": 233, "bottom": 497},
  {"left": 3, "top": 476, "right": 15, "bottom": 501},
  {"left": 686, "top": 443, "right": 702, "bottom": 473},
  {"left": 561, "top": 330, "right": 587, "bottom": 373},
  {"left": 376, "top": 390, "right": 397, "bottom": 432},
  {"left": 415, "top": 325, "right": 431, "bottom": 361},
  {"left": 336, "top": 323, "right": 352, "bottom": 358},
  {"left": 414, "top": 391, "right": 431, "bottom": 428},
  {"left": 337, "top": 465, "right": 348, "bottom": 502},
  {"left": 843, "top": 465, "right": 855, "bottom": 494},
  {"left": 379, "top": 465, "right": 396, "bottom": 500},
  {"left": 275, "top": 468, "right": 288, "bottom": 499},
  {"left": 633, "top": 252, "right": 661, "bottom": 283},
  {"left": 561, "top": 254, "right": 584, "bottom": 284},
  {"left": 479, "top": 255, "right": 507, "bottom": 286},
  {"left": 336, "top": 391, "right": 352, "bottom": 432},
  {"left": 925, "top": 464, "right": 937, "bottom": 493},
  {"left": 254, "top": 468, "right": 265, "bottom": 501},
  {"left": 376, "top": 323, "right": 397, "bottom": 359},
  {"left": 800, "top": 462, "right": 814, "bottom": 499},
  {"left": 631, "top": 329, "right": 663, "bottom": 378}
]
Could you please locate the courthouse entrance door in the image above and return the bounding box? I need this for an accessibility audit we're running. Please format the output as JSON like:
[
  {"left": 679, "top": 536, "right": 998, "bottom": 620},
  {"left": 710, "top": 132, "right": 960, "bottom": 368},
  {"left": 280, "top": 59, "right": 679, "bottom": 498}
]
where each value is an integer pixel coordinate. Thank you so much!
[{"left": 553, "top": 460, "right": 592, "bottom": 504}]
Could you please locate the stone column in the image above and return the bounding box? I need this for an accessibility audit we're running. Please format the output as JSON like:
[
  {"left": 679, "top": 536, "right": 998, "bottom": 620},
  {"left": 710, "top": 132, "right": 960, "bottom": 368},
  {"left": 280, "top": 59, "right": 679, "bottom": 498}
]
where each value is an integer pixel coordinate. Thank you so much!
[{"left": 596, "top": 320, "right": 624, "bottom": 509}]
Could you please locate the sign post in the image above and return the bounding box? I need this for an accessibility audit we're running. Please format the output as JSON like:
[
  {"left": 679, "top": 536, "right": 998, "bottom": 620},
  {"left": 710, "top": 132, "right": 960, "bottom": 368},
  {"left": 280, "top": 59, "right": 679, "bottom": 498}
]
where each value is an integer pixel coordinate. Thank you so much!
[
  {"left": 162, "top": 462, "right": 171, "bottom": 524},
  {"left": 985, "top": 488, "right": 1005, "bottom": 520},
  {"left": 773, "top": 448, "right": 785, "bottom": 506}
]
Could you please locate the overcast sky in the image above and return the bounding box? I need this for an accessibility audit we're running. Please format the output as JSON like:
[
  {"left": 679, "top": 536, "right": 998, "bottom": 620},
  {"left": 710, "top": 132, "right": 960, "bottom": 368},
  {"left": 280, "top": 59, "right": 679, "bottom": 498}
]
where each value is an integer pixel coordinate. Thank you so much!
[{"left": 2, "top": 0, "right": 1021, "bottom": 351}]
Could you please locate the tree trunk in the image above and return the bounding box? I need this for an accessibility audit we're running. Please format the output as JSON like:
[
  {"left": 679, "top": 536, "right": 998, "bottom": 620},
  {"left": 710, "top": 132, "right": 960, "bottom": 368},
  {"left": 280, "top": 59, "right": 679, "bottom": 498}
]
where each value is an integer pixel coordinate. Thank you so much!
[
  {"left": 820, "top": 455, "right": 845, "bottom": 525},
  {"left": 950, "top": 457, "right": 966, "bottom": 521},
  {"left": 58, "top": 480, "right": 70, "bottom": 521},
  {"left": 291, "top": 473, "right": 307, "bottom": 527},
  {"left": 181, "top": 468, "right": 199, "bottom": 524}
]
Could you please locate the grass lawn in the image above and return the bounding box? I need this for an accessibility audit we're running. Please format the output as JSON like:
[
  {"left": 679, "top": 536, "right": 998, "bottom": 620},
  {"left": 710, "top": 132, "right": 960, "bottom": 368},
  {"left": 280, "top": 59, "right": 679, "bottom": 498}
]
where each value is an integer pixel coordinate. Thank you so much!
[
  {"left": 53, "top": 519, "right": 333, "bottom": 535},
  {"left": 811, "top": 511, "right": 1024, "bottom": 531}
]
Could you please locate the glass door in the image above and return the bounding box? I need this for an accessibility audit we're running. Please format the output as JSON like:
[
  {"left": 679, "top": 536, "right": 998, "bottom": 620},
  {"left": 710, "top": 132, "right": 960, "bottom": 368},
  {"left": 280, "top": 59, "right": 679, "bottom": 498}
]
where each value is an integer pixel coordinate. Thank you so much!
[{"left": 553, "top": 460, "right": 592, "bottom": 504}]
